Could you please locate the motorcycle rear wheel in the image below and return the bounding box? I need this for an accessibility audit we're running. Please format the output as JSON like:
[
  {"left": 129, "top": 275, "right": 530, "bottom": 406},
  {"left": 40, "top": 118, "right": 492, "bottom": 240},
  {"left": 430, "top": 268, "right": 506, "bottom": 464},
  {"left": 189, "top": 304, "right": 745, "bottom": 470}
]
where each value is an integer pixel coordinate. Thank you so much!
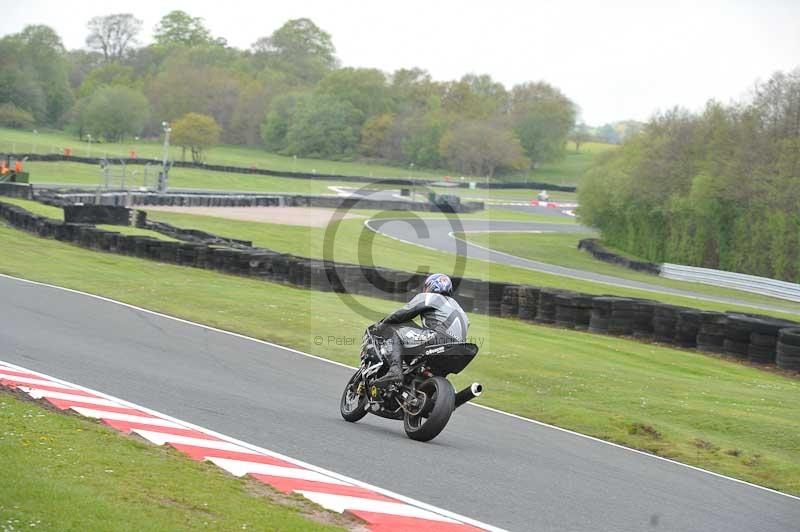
[
  {"left": 403, "top": 376, "right": 455, "bottom": 442},
  {"left": 340, "top": 370, "right": 368, "bottom": 422}
]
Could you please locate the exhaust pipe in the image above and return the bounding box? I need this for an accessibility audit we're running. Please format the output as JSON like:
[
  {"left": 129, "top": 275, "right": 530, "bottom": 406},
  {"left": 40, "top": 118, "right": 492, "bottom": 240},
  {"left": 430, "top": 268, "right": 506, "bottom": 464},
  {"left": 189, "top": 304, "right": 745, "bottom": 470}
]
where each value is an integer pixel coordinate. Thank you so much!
[{"left": 454, "top": 382, "right": 483, "bottom": 409}]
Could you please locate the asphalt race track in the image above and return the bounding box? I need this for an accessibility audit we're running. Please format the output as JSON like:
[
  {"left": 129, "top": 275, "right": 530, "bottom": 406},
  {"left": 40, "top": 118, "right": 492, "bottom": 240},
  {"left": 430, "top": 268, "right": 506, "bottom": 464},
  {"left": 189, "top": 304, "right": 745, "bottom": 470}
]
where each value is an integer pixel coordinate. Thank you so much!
[
  {"left": 367, "top": 217, "right": 800, "bottom": 315},
  {"left": 1, "top": 275, "right": 798, "bottom": 531}
]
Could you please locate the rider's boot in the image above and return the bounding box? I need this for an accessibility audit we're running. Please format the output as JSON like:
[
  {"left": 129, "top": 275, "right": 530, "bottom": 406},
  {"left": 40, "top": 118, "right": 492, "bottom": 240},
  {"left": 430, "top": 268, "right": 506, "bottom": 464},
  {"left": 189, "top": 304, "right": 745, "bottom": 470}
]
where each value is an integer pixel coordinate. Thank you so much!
[{"left": 375, "top": 338, "right": 403, "bottom": 385}]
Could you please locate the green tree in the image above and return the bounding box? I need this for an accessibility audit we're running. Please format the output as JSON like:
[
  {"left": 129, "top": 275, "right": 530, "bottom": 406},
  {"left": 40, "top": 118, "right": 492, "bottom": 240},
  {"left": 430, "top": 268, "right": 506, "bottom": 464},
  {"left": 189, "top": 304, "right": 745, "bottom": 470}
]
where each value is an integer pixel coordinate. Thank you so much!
[
  {"left": 0, "top": 25, "right": 73, "bottom": 124},
  {"left": 171, "top": 112, "right": 222, "bottom": 162},
  {"left": 510, "top": 82, "right": 576, "bottom": 164},
  {"left": 86, "top": 14, "right": 143, "bottom": 62},
  {"left": 77, "top": 62, "right": 136, "bottom": 98},
  {"left": 153, "top": 10, "right": 223, "bottom": 48},
  {"left": 251, "top": 18, "right": 337, "bottom": 84},
  {"left": 317, "top": 68, "right": 391, "bottom": 125},
  {"left": 80, "top": 86, "right": 149, "bottom": 142},
  {"left": 0, "top": 103, "right": 35, "bottom": 129},
  {"left": 359, "top": 113, "right": 395, "bottom": 158},
  {"left": 260, "top": 92, "right": 305, "bottom": 152},
  {"left": 284, "top": 94, "right": 362, "bottom": 159},
  {"left": 440, "top": 120, "right": 529, "bottom": 177}
]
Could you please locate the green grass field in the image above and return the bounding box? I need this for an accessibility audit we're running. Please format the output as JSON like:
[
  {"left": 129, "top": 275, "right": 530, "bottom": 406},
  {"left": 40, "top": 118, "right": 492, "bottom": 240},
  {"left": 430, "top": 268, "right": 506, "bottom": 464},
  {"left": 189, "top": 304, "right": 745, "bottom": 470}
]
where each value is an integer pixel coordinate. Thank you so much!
[
  {"left": 1, "top": 221, "right": 798, "bottom": 496},
  {"left": 0, "top": 389, "right": 347, "bottom": 531},
  {"left": 142, "top": 209, "right": 800, "bottom": 318},
  {"left": 1, "top": 127, "right": 614, "bottom": 187}
]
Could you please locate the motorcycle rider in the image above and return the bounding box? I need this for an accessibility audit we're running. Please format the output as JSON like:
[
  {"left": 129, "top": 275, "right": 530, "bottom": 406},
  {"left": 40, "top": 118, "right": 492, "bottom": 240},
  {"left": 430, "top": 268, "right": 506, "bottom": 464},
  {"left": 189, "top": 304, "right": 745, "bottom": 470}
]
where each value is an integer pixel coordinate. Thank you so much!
[{"left": 373, "top": 273, "right": 469, "bottom": 385}]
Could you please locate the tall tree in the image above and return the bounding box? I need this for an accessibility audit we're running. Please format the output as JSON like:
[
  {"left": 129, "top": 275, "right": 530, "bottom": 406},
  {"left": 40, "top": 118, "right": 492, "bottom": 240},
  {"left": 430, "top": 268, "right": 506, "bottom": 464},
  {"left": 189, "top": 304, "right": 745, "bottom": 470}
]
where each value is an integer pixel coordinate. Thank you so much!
[
  {"left": 0, "top": 25, "right": 73, "bottom": 124},
  {"left": 78, "top": 85, "right": 149, "bottom": 142},
  {"left": 440, "top": 120, "right": 529, "bottom": 177},
  {"left": 86, "top": 14, "right": 143, "bottom": 62},
  {"left": 284, "top": 94, "right": 362, "bottom": 159},
  {"left": 510, "top": 82, "right": 576, "bottom": 164},
  {"left": 252, "top": 18, "right": 337, "bottom": 84},
  {"left": 153, "top": 10, "right": 223, "bottom": 48},
  {"left": 316, "top": 68, "right": 391, "bottom": 125}
]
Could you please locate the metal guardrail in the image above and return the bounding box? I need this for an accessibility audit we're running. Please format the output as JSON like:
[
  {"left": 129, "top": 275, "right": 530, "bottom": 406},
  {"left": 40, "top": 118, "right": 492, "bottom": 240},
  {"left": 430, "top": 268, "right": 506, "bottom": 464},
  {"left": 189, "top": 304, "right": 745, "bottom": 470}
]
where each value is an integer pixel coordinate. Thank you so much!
[{"left": 660, "top": 263, "right": 800, "bottom": 303}]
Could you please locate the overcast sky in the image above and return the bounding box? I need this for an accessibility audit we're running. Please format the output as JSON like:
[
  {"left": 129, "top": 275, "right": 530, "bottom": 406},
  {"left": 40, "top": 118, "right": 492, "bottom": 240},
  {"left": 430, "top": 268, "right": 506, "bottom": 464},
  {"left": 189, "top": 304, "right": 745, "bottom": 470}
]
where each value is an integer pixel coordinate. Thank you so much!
[{"left": 2, "top": 0, "right": 798, "bottom": 125}]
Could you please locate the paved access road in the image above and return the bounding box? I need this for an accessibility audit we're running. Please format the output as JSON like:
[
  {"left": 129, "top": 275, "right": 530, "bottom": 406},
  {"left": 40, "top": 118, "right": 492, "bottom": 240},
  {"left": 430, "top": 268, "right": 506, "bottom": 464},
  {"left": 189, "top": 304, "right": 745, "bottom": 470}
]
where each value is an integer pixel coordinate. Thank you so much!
[
  {"left": 367, "top": 217, "right": 799, "bottom": 314},
  {"left": 1, "top": 275, "right": 798, "bottom": 531}
]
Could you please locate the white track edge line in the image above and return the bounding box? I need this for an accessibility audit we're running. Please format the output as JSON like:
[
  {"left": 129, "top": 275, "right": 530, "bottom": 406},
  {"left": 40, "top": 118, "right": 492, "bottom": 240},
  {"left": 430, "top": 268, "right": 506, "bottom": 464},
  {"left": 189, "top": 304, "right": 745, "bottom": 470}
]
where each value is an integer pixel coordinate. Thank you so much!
[{"left": 1, "top": 271, "right": 799, "bottom": 504}]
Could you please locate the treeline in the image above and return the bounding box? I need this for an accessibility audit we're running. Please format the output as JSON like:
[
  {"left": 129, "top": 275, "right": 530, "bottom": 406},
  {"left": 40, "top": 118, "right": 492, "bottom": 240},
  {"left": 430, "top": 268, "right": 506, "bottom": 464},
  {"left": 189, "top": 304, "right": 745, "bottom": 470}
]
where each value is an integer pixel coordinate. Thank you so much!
[
  {"left": 579, "top": 69, "right": 800, "bottom": 282},
  {"left": 0, "top": 11, "right": 577, "bottom": 173}
]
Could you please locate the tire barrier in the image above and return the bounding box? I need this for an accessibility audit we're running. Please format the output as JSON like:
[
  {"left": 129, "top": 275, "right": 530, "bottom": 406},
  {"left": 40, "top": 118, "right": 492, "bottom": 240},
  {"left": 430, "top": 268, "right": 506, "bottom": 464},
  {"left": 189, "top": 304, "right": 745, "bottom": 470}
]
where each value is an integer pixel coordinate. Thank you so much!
[
  {"left": 577, "top": 238, "right": 662, "bottom": 275},
  {"left": 777, "top": 328, "right": 800, "bottom": 371},
  {"left": 500, "top": 286, "right": 520, "bottom": 319},
  {"left": 632, "top": 300, "right": 658, "bottom": 339},
  {"left": 35, "top": 188, "right": 485, "bottom": 214},
  {"left": 2, "top": 198, "right": 799, "bottom": 376},
  {"left": 517, "top": 286, "right": 540, "bottom": 322},
  {"left": 536, "top": 288, "right": 564, "bottom": 324},
  {"left": 653, "top": 305, "right": 688, "bottom": 343},
  {"left": 63, "top": 205, "right": 132, "bottom": 225},
  {"left": 696, "top": 312, "right": 727, "bottom": 353},
  {"left": 0, "top": 182, "right": 33, "bottom": 199},
  {"left": 675, "top": 310, "right": 703, "bottom": 348}
]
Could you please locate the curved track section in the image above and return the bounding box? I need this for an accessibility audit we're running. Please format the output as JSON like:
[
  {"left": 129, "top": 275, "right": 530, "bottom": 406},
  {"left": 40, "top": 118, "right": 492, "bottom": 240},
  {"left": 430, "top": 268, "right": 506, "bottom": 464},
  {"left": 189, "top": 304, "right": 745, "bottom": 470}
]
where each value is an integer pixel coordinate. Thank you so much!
[
  {"left": 1, "top": 275, "right": 798, "bottom": 531},
  {"left": 366, "top": 218, "right": 799, "bottom": 314}
]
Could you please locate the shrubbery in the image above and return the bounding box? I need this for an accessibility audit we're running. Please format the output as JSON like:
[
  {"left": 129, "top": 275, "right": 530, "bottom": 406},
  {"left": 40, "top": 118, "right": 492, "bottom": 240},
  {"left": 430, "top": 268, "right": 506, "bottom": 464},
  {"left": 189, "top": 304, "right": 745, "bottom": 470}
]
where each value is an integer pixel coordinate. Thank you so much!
[
  {"left": 579, "top": 69, "right": 800, "bottom": 282},
  {"left": 0, "top": 103, "right": 35, "bottom": 129}
]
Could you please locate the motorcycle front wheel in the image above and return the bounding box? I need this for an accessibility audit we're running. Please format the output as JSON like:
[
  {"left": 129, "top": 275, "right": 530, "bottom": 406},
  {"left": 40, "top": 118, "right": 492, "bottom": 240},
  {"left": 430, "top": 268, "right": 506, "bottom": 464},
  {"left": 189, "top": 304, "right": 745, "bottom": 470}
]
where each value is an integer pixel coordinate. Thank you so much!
[
  {"left": 340, "top": 370, "right": 368, "bottom": 422},
  {"left": 403, "top": 376, "right": 455, "bottom": 442}
]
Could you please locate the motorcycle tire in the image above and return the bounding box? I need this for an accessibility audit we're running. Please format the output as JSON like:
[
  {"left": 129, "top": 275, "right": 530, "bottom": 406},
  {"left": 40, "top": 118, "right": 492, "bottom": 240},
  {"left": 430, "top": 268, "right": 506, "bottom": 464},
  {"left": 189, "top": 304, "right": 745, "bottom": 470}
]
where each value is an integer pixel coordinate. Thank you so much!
[
  {"left": 403, "top": 376, "right": 455, "bottom": 442},
  {"left": 340, "top": 370, "right": 368, "bottom": 422}
]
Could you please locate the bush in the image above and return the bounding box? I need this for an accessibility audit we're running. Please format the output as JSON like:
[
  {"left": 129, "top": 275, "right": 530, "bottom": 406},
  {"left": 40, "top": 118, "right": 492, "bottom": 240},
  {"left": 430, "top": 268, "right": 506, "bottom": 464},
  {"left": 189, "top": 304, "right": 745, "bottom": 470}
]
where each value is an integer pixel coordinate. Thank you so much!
[{"left": 0, "top": 103, "right": 35, "bottom": 129}]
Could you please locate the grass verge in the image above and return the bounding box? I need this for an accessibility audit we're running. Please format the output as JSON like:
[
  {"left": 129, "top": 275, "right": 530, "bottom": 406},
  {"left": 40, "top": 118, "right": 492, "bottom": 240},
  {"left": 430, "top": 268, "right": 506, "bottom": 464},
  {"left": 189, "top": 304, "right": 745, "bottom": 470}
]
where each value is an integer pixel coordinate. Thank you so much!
[
  {"left": 0, "top": 222, "right": 799, "bottom": 495},
  {"left": 0, "top": 388, "right": 348, "bottom": 531},
  {"left": 142, "top": 209, "right": 800, "bottom": 319}
]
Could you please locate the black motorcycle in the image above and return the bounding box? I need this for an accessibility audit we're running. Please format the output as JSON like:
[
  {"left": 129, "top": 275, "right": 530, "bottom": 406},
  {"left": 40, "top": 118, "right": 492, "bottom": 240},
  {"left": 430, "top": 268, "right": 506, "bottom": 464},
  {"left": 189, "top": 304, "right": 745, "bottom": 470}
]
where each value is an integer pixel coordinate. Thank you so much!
[{"left": 340, "top": 325, "right": 482, "bottom": 442}]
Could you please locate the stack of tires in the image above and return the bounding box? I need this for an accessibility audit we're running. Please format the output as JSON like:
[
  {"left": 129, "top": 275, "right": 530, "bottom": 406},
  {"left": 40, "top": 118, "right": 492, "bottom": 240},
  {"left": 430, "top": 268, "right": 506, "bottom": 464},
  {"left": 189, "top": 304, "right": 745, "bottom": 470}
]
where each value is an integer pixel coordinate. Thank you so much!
[
  {"left": 748, "top": 318, "right": 797, "bottom": 364},
  {"left": 777, "top": 328, "right": 800, "bottom": 371},
  {"left": 573, "top": 295, "right": 594, "bottom": 331},
  {"left": 500, "top": 286, "right": 520, "bottom": 318},
  {"left": 723, "top": 314, "right": 759, "bottom": 360},
  {"left": 554, "top": 292, "right": 581, "bottom": 329},
  {"left": 675, "top": 310, "right": 703, "bottom": 348},
  {"left": 486, "top": 282, "right": 509, "bottom": 317},
  {"left": 517, "top": 287, "right": 540, "bottom": 322},
  {"left": 590, "top": 297, "right": 635, "bottom": 335},
  {"left": 632, "top": 300, "right": 657, "bottom": 339},
  {"left": 696, "top": 312, "right": 727, "bottom": 353},
  {"left": 536, "top": 288, "right": 563, "bottom": 324},
  {"left": 653, "top": 305, "right": 686, "bottom": 343}
]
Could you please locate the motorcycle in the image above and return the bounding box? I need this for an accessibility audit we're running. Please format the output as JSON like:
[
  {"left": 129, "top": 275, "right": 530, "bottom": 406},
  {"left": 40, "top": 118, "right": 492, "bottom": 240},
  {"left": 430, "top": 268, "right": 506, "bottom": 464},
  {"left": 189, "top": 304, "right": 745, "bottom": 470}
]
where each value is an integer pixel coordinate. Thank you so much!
[{"left": 339, "top": 325, "right": 482, "bottom": 442}]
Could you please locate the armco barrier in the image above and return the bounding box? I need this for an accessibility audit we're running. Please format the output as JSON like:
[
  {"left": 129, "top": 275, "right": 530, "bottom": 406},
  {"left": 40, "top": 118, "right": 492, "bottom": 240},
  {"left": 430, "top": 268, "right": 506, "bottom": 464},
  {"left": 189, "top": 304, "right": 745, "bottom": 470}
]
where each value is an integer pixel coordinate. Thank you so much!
[
  {"left": 1, "top": 198, "right": 799, "bottom": 374},
  {"left": 660, "top": 263, "right": 800, "bottom": 303}
]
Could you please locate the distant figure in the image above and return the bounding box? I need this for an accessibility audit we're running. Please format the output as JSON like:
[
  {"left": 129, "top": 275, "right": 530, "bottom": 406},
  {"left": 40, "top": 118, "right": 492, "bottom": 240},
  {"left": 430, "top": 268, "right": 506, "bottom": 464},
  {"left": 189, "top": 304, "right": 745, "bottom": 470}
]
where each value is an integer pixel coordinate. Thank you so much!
[
  {"left": 14, "top": 160, "right": 22, "bottom": 173},
  {"left": 1, "top": 160, "right": 8, "bottom": 176},
  {"left": 537, "top": 190, "right": 550, "bottom": 201}
]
